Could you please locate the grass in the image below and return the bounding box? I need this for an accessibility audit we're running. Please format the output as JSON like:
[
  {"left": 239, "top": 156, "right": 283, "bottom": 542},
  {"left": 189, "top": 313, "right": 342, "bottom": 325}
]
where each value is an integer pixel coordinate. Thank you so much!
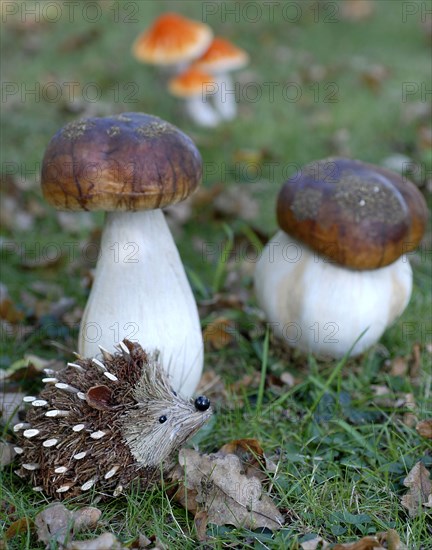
[{"left": 1, "top": 0, "right": 431, "bottom": 548}]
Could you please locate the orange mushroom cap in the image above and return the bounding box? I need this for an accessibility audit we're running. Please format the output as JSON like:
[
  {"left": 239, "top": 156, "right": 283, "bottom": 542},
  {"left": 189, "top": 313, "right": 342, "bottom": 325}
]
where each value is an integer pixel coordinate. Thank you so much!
[
  {"left": 168, "top": 67, "right": 216, "bottom": 98},
  {"left": 194, "top": 37, "right": 249, "bottom": 73},
  {"left": 132, "top": 12, "right": 213, "bottom": 65}
]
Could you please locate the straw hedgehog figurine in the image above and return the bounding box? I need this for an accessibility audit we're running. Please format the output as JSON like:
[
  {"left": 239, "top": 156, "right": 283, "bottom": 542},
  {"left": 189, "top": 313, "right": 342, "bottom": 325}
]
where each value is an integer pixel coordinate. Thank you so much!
[{"left": 13, "top": 340, "right": 211, "bottom": 499}]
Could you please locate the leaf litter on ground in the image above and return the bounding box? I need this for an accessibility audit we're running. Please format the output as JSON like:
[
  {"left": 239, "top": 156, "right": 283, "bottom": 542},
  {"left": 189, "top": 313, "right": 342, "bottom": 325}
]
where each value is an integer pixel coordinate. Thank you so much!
[
  {"left": 170, "top": 439, "right": 284, "bottom": 536},
  {"left": 400, "top": 461, "right": 432, "bottom": 517}
]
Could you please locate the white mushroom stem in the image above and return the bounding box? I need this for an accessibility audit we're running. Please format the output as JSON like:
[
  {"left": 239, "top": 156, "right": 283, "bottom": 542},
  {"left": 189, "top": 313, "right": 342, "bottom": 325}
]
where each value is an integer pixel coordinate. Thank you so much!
[
  {"left": 254, "top": 231, "right": 413, "bottom": 358},
  {"left": 78, "top": 209, "right": 203, "bottom": 397},
  {"left": 184, "top": 95, "right": 221, "bottom": 128},
  {"left": 212, "top": 73, "right": 237, "bottom": 121}
]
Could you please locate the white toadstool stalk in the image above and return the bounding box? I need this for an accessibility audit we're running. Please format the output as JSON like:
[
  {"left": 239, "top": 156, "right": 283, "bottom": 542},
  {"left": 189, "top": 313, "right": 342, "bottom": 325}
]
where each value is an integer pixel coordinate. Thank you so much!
[
  {"left": 131, "top": 12, "right": 213, "bottom": 76},
  {"left": 41, "top": 113, "right": 204, "bottom": 397},
  {"left": 255, "top": 232, "right": 413, "bottom": 357},
  {"left": 168, "top": 67, "right": 221, "bottom": 128},
  {"left": 254, "top": 157, "right": 428, "bottom": 358},
  {"left": 194, "top": 37, "right": 249, "bottom": 121}
]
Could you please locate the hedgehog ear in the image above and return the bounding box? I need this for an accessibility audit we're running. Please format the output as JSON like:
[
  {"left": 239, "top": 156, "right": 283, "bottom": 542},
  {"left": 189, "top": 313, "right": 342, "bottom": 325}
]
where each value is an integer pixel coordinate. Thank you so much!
[{"left": 86, "top": 385, "right": 114, "bottom": 410}]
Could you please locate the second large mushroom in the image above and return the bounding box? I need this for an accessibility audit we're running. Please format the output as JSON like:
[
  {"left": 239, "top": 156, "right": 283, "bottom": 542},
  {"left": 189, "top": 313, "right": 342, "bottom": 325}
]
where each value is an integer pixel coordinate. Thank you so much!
[
  {"left": 41, "top": 113, "right": 204, "bottom": 397},
  {"left": 254, "top": 157, "right": 428, "bottom": 357}
]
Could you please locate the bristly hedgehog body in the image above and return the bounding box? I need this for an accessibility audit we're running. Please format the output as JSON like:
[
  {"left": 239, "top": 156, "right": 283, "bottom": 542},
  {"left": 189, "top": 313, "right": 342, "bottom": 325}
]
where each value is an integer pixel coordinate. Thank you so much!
[{"left": 14, "top": 340, "right": 211, "bottom": 499}]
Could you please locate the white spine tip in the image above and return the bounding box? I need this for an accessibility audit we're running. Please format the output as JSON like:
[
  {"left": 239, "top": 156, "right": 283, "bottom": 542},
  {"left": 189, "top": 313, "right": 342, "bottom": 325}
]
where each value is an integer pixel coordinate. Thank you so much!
[
  {"left": 56, "top": 485, "right": 70, "bottom": 493},
  {"left": 23, "top": 396, "right": 36, "bottom": 403},
  {"left": 103, "top": 371, "right": 118, "bottom": 382},
  {"left": 22, "top": 463, "right": 39, "bottom": 470},
  {"left": 81, "top": 478, "right": 97, "bottom": 491},
  {"left": 33, "top": 486, "right": 43, "bottom": 492},
  {"left": 13, "top": 447, "right": 24, "bottom": 454},
  {"left": 77, "top": 392, "right": 86, "bottom": 400},
  {"left": 55, "top": 383, "right": 79, "bottom": 393},
  {"left": 31, "top": 400, "right": 48, "bottom": 407},
  {"left": 118, "top": 341, "right": 130, "bottom": 355},
  {"left": 98, "top": 345, "right": 114, "bottom": 360},
  {"left": 90, "top": 430, "right": 106, "bottom": 439},
  {"left": 113, "top": 484, "right": 123, "bottom": 497},
  {"left": 67, "top": 362, "right": 84, "bottom": 371},
  {"left": 104, "top": 465, "right": 119, "bottom": 479},
  {"left": 54, "top": 466, "right": 68, "bottom": 474},
  {"left": 23, "top": 429, "right": 40, "bottom": 438},
  {"left": 45, "top": 409, "right": 70, "bottom": 418},
  {"left": 42, "top": 377, "right": 58, "bottom": 383},
  {"left": 13, "top": 423, "right": 30, "bottom": 432},
  {"left": 92, "top": 358, "right": 107, "bottom": 371},
  {"left": 43, "top": 368, "right": 55, "bottom": 375},
  {"left": 72, "top": 424, "right": 85, "bottom": 432},
  {"left": 73, "top": 451, "right": 87, "bottom": 460},
  {"left": 43, "top": 438, "right": 59, "bottom": 448}
]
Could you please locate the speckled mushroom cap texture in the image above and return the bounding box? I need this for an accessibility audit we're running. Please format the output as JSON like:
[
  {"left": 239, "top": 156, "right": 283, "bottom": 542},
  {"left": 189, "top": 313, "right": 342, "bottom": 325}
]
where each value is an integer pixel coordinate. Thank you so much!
[
  {"left": 277, "top": 157, "right": 428, "bottom": 270},
  {"left": 41, "top": 113, "right": 202, "bottom": 211}
]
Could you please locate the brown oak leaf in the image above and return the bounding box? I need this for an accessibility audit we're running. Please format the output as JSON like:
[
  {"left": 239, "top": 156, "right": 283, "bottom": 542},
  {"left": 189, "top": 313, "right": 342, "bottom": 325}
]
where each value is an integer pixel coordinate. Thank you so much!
[
  {"left": 171, "top": 448, "right": 283, "bottom": 531},
  {"left": 401, "top": 462, "right": 432, "bottom": 517}
]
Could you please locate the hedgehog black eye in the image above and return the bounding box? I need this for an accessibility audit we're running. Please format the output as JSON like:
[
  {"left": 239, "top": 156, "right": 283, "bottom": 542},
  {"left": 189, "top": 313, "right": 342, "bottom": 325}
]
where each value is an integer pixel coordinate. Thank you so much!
[
  {"left": 194, "top": 396, "right": 210, "bottom": 411},
  {"left": 159, "top": 415, "right": 167, "bottom": 424}
]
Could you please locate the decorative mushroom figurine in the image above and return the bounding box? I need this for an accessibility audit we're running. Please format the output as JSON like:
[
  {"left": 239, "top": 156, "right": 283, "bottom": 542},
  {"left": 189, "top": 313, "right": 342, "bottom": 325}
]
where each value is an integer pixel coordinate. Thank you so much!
[
  {"left": 194, "top": 37, "right": 249, "bottom": 121},
  {"left": 254, "top": 157, "right": 428, "bottom": 358},
  {"left": 41, "top": 113, "right": 204, "bottom": 397},
  {"left": 132, "top": 12, "right": 213, "bottom": 75},
  {"left": 168, "top": 67, "right": 220, "bottom": 128}
]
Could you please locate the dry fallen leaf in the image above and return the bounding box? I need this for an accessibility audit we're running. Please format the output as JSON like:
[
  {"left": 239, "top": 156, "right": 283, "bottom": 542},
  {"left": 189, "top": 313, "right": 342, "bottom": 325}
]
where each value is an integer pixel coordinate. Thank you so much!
[
  {"left": 213, "top": 186, "right": 259, "bottom": 221},
  {"left": 402, "top": 393, "right": 417, "bottom": 428},
  {"left": 218, "top": 439, "right": 266, "bottom": 480},
  {"left": 172, "top": 448, "right": 283, "bottom": 531},
  {"left": 71, "top": 507, "right": 102, "bottom": 532},
  {"left": 340, "top": 0, "right": 375, "bottom": 21},
  {"left": 4, "top": 517, "right": 33, "bottom": 540},
  {"left": 35, "top": 503, "right": 72, "bottom": 546},
  {"left": 333, "top": 529, "right": 405, "bottom": 549},
  {"left": 203, "top": 317, "right": 235, "bottom": 350},
  {"left": 360, "top": 64, "right": 390, "bottom": 94},
  {"left": 416, "top": 419, "right": 432, "bottom": 439},
  {"left": 66, "top": 532, "right": 122, "bottom": 550},
  {"left": 35, "top": 503, "right": 102, "bottom": 547},
  {"left": 390, "top": 356, "right": 409, "bottom": 377},
  {"left": 194, "top": 510, "right": 209, "bottom": 542},
  {"left": 300, "top": 535, "right": 331, "bottom": 549},
  {"left": 3, "top": 354, "right": 62, "bottom": 383},
  {"left": 128, "top": 534, "right": 152, "bottom": 548},
  {"left": 0, "top": 440, "right": 16, "bottom": 467},
  {"left": 401, "top": 462, "right": 432, "bottom": 517},
  {"left": 0, "top": 391, "right": 25, "bottom": 426},
  {"left": 409, "top": 343, "right": 422, "bottom": 384},
  {"left": 0, "top": 287, "right": 24, "bottom": 324}
]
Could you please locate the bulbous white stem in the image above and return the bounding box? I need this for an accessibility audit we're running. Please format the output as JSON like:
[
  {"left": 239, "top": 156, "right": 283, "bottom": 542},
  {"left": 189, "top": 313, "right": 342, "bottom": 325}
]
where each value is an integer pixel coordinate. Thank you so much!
[
  {"left": 213, "top": 73, "right": 237, "bottom": 121},
  {"left": 78, "top": 210, "right": 204, "bottom": 397},
  {"left": 185, "top": 96, "right": 221, "bottom": 127},
  {"left": 254, "top": 231, "right": 413, "bottom": 358}
]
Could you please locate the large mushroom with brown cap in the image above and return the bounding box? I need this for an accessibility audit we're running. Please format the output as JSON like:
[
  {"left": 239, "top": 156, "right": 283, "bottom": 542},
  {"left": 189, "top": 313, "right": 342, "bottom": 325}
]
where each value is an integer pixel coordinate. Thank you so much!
[
  {"left": 194, "top": 37, "right": 249, "bottom": 121},
  {"left": 132, "top": 12, "right": 213, "bottom": 74},
  {"left": 41, "top": 113, "right": 204, "bottom": 397},
  {"left": 254, "top": 157, "right": 428, "bottom": 358}
]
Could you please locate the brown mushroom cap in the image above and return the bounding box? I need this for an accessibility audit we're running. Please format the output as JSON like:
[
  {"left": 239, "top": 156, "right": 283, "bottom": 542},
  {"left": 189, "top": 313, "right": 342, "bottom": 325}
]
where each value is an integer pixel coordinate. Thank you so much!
[
  {"left": 277, "top": 157, "right": 428, "bottom": 270},
  {"left": 41, "top": 113, "right": 202, "bottom": 211}
]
